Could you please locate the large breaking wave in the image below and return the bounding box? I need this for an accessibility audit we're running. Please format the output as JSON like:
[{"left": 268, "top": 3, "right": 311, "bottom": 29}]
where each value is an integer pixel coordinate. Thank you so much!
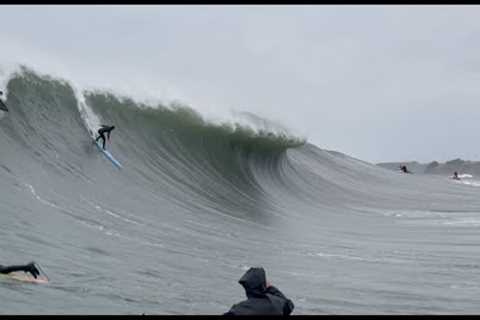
[{"left": 2, "top": 66, "right": 480, "bottom": 314}]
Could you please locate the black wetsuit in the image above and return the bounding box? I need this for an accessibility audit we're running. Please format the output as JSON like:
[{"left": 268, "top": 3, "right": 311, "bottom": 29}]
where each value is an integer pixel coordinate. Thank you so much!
[
  {"left": 0, "top": 263, "right": 40, "bottom": 278},
  {"left": 225, "top": 267, "right": 294, "bottom": 315},
  {"left": 0, "top": 91, "right": 8, "bottom": 112},
  {"left": 95, "top": 125, "right": 115, "bottom": 150},
  {"left": 400, "top": 166, "right": 411, "bottom": 174}
]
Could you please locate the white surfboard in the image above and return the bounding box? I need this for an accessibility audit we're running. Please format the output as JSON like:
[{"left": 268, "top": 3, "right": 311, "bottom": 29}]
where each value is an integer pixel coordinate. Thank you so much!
[
  {"left": 94, "top": 140, "right": 123, "bottom": 169},
  {"left": 0, "top": 272, "right": 49, "bottom": 284},
  {"left": 89, "top": 129, "right": 122, "bottom": 169}
]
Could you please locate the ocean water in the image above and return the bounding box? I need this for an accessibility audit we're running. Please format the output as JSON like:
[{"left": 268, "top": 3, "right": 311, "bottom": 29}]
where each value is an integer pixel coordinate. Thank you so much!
[{"left": 1, "top": 67, "right": 480, "bottom": 314}]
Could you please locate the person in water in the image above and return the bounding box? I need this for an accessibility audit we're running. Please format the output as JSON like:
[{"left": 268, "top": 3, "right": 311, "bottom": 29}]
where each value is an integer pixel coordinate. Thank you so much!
[
  {"left": 400, "top": 165, "right": 411, "bottom": 174},
  {"left": 95, "top": 125, "right": 115, "bottom": 150},
  {"left": 453, "top": 171, "right": 460, "bottom": 180},
  {"left": 224, "top": 267, "right": 294, "bottom": 315},
  {"left": 0, "top": 262, "right": 40, "bottom": 279},
  {"left": 0, "top": 90, "right": 8, "bottom": 112}
]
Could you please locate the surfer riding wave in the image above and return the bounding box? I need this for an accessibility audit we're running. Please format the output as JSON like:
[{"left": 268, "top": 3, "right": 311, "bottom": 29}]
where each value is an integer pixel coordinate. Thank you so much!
[{"left": 95, "top": 125, "right": 115, "bottom": 150}]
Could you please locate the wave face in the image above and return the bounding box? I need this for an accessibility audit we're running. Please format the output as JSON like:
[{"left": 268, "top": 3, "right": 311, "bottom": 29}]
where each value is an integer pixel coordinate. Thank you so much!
[{"left": 2, "top": 68, "right": 480, "bottom": 314}]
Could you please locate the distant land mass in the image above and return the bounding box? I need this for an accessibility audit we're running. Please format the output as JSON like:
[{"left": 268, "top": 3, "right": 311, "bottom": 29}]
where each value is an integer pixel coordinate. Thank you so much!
[{"left": 377, "top": 159, "right": 480, "bottom": 176}]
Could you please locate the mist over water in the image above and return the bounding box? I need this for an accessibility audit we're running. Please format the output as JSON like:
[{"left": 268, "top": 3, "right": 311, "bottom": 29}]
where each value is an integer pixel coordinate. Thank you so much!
[{"left": 1, "top": 67, "right": 480, "bottom": 314}]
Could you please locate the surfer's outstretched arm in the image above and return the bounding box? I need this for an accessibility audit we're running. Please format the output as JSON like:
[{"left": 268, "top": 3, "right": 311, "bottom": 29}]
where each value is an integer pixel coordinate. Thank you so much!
[{"left": 0, "top": 263, "right": 40, "bottom": 278}]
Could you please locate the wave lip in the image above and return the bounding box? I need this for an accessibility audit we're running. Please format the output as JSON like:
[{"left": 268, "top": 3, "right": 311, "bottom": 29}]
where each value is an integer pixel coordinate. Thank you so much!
[{"left": 0, "top": 67, "right": 306, "bottom": 223}]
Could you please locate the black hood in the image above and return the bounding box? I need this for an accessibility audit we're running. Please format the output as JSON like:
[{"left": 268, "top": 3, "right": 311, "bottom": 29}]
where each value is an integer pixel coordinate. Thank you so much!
[{"left": 238, "top": 267, "right": 267, "bottom": 298}]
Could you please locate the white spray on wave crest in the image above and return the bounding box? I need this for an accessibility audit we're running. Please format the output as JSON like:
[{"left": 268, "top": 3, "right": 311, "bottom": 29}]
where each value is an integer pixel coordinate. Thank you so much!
[
  {"left": 0, "top": 37, "right": 307, "bottom": 143},
  {"left": 70, "top": 83, "right": 102, "bottom": 138},
  {"left": 0, "top": 61, "right": 102, "bottom": 137},
  {"left": 0, "top": 58, "right": 303, "bottom": 142},
  {"left": 0, "top": 64, "right": 21, "bottom": 98}
]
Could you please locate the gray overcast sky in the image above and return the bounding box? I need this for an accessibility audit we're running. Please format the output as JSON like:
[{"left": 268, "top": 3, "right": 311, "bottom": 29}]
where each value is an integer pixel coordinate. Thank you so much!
[{"left": 1, "top": 5, "right": 479, "bottom": 163}]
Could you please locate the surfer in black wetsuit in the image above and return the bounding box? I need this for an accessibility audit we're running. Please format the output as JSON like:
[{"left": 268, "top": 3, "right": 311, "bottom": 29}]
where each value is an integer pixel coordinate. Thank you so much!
[
  {"left": 95, "top": 125, "right": 115, "bottom": 150},
  {"left": 0, "top": 262, "right": 40, "bottom": 279},
  {"left": 453, "top": 171, "right": 460, "bottom": 180},
  {"left": 0, "top": 91, "right": 8, "bottom": 112},
  {"left": 400, "top": 165, "right": 411, "bottom": 174}
]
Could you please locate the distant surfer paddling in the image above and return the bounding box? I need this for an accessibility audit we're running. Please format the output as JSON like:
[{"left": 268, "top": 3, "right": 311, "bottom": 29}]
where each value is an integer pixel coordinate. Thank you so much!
[
  {"left": 95, "top": 125, "right": 115, "bottom": 150},
  {"left": 400, "top": 165, "right": 411, "bottom": 174},
  {"left": 0, "top": 91, "right": 8, "bottom": 112},
  {"left": 0, "top": 262, "right": 40, "bottom": 279}
]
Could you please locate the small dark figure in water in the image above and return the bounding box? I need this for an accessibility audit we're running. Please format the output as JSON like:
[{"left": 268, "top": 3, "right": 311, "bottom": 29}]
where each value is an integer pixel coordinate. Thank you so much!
[
  {"left": 95, "top": 125, "right": 115, "bottom": 150},
  {"left": 400, "top": 165, "right": 411, "bottom": 174},
  {"left": 224, "top": 267, "right": 294, "bottom": 315},
  {"left": 452, "top": 171, "right": 460, "bottom": 180},
  {"left": 0, "top": 91, "right": 8, "bottom": 112},
  {"left": 0, "top": 262, "right": 40, "bottom": 279}
]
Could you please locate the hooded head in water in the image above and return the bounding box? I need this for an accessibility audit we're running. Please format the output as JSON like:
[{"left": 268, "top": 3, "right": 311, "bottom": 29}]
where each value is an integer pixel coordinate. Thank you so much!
[{"left": 238, "top": 267, "right": 267, "bottom": 298}]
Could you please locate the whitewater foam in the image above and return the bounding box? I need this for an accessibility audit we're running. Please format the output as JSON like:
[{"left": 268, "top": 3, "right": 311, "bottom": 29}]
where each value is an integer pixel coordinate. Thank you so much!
[{"left": 72, "top": 86, "right": 102, "bottom": 136}]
